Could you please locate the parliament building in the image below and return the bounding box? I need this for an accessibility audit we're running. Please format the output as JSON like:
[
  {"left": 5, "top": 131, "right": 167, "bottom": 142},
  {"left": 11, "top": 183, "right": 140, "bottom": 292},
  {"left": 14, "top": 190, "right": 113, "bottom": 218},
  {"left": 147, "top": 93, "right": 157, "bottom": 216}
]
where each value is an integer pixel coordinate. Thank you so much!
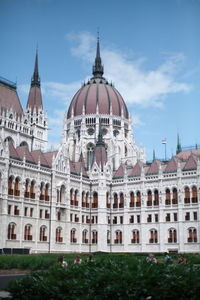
[{"left": 0, "top": 40, "right": 199, "bottom": 253}]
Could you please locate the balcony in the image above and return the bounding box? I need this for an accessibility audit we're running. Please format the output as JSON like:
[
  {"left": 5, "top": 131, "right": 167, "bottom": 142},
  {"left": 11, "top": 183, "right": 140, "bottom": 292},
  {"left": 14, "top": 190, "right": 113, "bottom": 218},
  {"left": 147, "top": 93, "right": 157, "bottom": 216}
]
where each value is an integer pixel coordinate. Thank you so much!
[
  {"left": 30, "top": 193, "right": 35, "bottom": 199},
  {"left": 172, "top": 198, "right": 178, "bottom": 205},
  {"left": 130, "top": 202, "right": 134, "bottom": 207},
  {"left": 56, "top": 237, "right": 63, "bottom": 243},
  {"left": 92, "top": 239, "right": 97, "bottom": 244},
  {"left": 187, "top": 237, "right": 197, "bottom": 243},
  {"left": 192, "top": 197, "right": 198, "bottom": 203},
  {"left": 71, "top": 238, "right": 77, "bottom": 243},
  {"left": 24, "top": 191, "right": 30, "bottom": 198},
  {"left": 10, "top": 234, "right": 16, "bottom": 240},
  {"left": 149, "top": 238, "right": 157, "bottom": 243},
  {"left": 83, "top": 239, "right": 88, "bottom": 244},
  {"left": 184, "top": 198, "right": 190, "bottom": 204},
  {"left": 131, "top": 239, "right": 139, "bottom": 244},
  {"left": 165, "top": 199, "right": 171, "bottom": 205},
  {"left": 14, "top": 190, "right": 20, "bottom": 196},
  {"left": 114, "top": 239, "right": 122, "bottom": 244},
  {"left": 8, "top": 189, "right": 13, "bottom": 195},
  {"left": 147, "top": 201, "right": 152, "bottom": 207},
  {"left": 25, "top": 235, "right": 32, "bottom": 241}
]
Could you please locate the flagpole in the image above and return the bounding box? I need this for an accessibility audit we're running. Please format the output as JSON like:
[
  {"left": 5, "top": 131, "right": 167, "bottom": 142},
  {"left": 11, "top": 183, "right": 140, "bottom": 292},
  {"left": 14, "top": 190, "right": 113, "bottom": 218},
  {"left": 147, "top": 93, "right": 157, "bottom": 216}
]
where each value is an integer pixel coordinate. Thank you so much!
[{"left": 165, "top": 137, "right": 166, "bottom": 160}]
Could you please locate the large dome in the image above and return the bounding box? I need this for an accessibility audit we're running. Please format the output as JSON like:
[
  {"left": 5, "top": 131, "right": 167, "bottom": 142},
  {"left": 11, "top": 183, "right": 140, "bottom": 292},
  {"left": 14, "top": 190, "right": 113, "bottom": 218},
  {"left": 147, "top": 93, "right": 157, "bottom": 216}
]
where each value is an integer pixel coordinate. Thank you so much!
[
  {"left": 67, "top": 38, "right": 128, "bottom": 120},
  {"left": 67, "top": 77, "right": 128, "bottom": 119}
]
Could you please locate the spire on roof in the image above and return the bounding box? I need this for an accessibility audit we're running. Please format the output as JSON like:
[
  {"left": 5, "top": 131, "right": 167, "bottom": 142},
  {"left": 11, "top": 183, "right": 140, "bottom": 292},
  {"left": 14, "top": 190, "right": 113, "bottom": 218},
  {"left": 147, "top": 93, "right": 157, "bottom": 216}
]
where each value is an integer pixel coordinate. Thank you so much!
[
  {"left": 92, "top": 33, "right": 104, "bottom": 78},
  {"left": 31, "top": 49, "right": 40, "bottom": 87},
  {"left": 176, "top": 133, "right": 182, "bottom": 154}
]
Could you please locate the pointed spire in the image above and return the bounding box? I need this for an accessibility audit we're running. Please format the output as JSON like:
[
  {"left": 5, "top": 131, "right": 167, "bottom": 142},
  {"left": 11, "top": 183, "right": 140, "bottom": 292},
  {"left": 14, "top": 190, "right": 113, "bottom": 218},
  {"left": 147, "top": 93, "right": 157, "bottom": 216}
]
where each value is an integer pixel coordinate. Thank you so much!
[
  {"left": 31, "top": 49, "right": 40, "bottom": 87},
  {"left": 92, "top": 33, "right": 104, "bottom": 78},
  {"left": 176, "top": 133, "right": 182, "bottom": 154},
  {"left": 153, "top": 149, "right": 155, "bottom": 161}
]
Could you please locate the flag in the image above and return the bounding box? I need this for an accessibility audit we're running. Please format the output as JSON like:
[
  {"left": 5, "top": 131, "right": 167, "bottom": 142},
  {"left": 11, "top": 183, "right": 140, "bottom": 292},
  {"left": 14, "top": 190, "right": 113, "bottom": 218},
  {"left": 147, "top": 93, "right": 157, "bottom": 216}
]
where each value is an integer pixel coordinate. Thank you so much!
[{"left": 162, "top": 139, "right": 166, "bottom": 144}]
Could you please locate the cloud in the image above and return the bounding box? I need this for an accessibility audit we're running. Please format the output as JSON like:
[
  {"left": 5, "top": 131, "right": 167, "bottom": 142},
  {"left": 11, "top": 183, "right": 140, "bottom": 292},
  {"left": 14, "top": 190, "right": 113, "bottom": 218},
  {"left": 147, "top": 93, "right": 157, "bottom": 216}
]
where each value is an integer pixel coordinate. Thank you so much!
[{"left": 66, "top": 31, "right": 191, "bottom": 108}]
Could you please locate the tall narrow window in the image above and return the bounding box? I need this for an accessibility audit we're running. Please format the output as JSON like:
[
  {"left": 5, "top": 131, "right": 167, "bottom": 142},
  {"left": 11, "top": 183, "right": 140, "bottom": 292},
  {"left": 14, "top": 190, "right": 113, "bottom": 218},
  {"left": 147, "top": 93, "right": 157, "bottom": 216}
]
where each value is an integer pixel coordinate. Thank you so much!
[
  {"left": 172, "top": 188, "right": 178, "bottom": 205},
  {"left": 188, "top": 228, "right": 197, "bottom": 243},
  {"left": 24, "top": 225, "right": 32, "bottom": 240},
  {"left": 149, "top": 229, "right": 158, "bottom": 243},
  {"left": 147, "top": 190, "right": 152, "bottom": 206},
  {"left": 130, "top": 192, "right": 134, "bottom": 207},
  {"left": 131, "top": 230, "right": 139, "bottom": 244},
  {"left": 165, "top": 188, "right": 171, "bottom": 205},
  {"left": 184, "top": 187, "right": 190, "bottom": 204},
  {"left": 168, "top": 229, "right": 177, "bottom": 243},
  {"left": 192, "top": 186, "right": 197, "bottom": 203}
]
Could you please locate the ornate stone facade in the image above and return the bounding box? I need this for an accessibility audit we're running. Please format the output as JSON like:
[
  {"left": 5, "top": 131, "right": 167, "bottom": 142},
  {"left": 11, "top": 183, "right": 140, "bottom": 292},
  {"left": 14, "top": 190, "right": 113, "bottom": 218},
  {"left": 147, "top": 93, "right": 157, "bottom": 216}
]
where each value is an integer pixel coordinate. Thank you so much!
[{"left": 0, "top": 42, "right": 199, "bottom": 253}]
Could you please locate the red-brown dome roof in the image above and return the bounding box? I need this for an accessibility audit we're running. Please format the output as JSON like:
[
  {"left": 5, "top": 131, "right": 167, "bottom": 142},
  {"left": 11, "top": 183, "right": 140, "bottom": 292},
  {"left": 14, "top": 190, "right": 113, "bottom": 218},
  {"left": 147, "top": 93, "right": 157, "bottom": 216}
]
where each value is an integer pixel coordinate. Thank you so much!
[{"left": 67, "top": 77, "right": 128, "bottom": 119}]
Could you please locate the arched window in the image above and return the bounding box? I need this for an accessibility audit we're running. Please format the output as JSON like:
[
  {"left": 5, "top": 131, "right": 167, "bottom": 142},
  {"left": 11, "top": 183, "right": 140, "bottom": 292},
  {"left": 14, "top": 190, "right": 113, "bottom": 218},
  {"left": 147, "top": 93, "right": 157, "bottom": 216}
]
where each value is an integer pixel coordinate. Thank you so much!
[
  {"left": 8, "top": 223, "right": 16, "bottom": 240},
  {"left": 184, "top": 186, "right": 190, "bottom": 204},
  {"left": 40, "top": 182, "right": 45, "bottom": 200},
  {"left": 192, "top": 186, "right": 197, "bottom": 203},
  {"left": 130, "top": 192, "right": 134, "bottom": 207},
  {"left": 40, "top": 226, "right": 47, "bottom": 241},
  {"left": 30, "top": 180, "right": 35, "bottom": 199},
  {"left": 188, "top": 228, "right": 197, "bottom": 243},
  {"left": 107, "top": 230, "right": 110, "bottom": 244},
  {"left": 60, "top": 185, "right": 65, "bottom": 203},
  {"left": 70, "top": 188, "right": 74, "bottom": 205},
  {"left": 86, "top": 192, "right": 89, "bottom": 208},
  {"left": 149, "top": 229, "right": 158, "bottom": 243},
  {"left": 4, "top": 136, "right": 14, "bottom": 144},
  {"left": 92, "top": 231, "right": 98, "bottom": 244},
  {"left": 119, "top": 193, "right": 124, "bottom": 208},
  {"left": 14, "top": 177, "right": 20, "bottom": 196},
  {"left": 106, "top": 192, "right": 110, "bottom": 208},
  {"left": 82, "top": 191, "right": 85, "bottom": 207},
  {"left": 147, "top": 190, "right": 152, "bottom": 206},
  {"left": 24, "top": 224, "right": 32, "bottom": 241},
  {"left": 114, "top": 230, "right": 122, "bottom": 244},
  {"left": 24, "top": 179, "right": 30, "bottom": 198},
  {"left": 92, "top": 192, "right": 98, "bottom": 208},
  {"left": 165, "top": 188, "right": 171, "bottom": 205},
  {"left": 56, "top": 227, "right": 63, "bottom": 243},
  {"left": 87, "top": 143, "right": 94, "bottom": 169},
  {"left": 168, "top": 229, "right": 177, "bottom": 243},
  {"left": 82, "top": 230, "right": 88, "bottom": 243},
  {"left": 113, "top": 193, "right": 118, "bottom": 209},
  {"left": 45, "top": 183, "right": 49, "bottom": 201},
  {"left": 154, "top": 190, "right": 159, "bottom": 206},
  {"left": 8, "top": 176, "right": 14, "bottom": 195},
  {"left": 136, "top": 191, "right": 141, "bottom": 207},
  {"left": 20, "top": 141, "right": 29, "bottom": 149},
  {"left": 74, "top": 190, "right": 78, "bottom": 206},
  {"left": 172, "top": 188, "right": 178, "bottom": 205},
  {"left": 131, "top": 230, "right": 139, "bottom": 244},
  {"left": 70, "top": 229, "right": 77, "bottom": 243}
]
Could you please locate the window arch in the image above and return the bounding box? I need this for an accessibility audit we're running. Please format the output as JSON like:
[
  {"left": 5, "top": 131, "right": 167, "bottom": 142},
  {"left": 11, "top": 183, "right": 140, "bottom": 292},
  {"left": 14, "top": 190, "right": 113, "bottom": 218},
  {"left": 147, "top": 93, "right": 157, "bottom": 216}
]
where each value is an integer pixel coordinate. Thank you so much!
[
  {"left": 92, "top": 192, "right": 98, "bottom": 208},
  {"left": 74, "top": 189, "right": 78, "bottom": 206},
  {"left": 172, "top": 188, "right": 178, "bottom": 205},
  {"left": 8, "top": 223, "right": 16, "bottom": 240},
  {"left": 114, "top": 230, "right": 122, "bottom": 244},
  {"left": 184, "top": 186, "right": 190, "bottom": 204},
  {"left": 92, "top": 230, "right": 98, "bottom": 244},
  {"left": 14, "top": 177, "right": 20, "bottom": 196},
  {"left": 113, "top": 193, "right": 118, "bottom": 209},
  {"left": 24, "top": 224, "right": 32, "bottom": 241},
  {"left": 4, "top": 136, "right": 14, "bottom": 144},
  {"left": 8, "top": 176, "right": 14, "bottom": 195},
  {"left": 147, "top": 190, "right": 152, "bottom": 206},
  {"left": 70, "top": 188, "right": 74, "bottom": 205},
  {"left": 82, "top": 191, "right": 85, "bottom": 207},
  {"left": 40, "top": 226, "right": 47, "bottom": 241},
  {"left": 154, "top": 189, "right": 159, "bottom": 206},
  {"left": 119, "top": 193, "right": 124, "bottom": 208},
  {"left": 136, "top": 191, "right": 141, "bottom": 207},
  {"left": 24, "top": 179, "right": 30, "bottom": 198},
  {"left": 45, "top": 183, "right": 49, "bottom": 201},
  {"left": 188, "top": 228, "right": 197, "bottom": 243},
  {"left": 165, "top": 188, "right": 171, "bottom": 205},
  {"left": 149, "top": 229, "right": 158, "bottom": 243},
  {"left": 20, "top": 141, "right": 29, "bottom": 149},
  {"left": 82, "top": 229, "right": 88, "bottom": 244},
  {"left": 131, "top": 230, "right": 139, "bottom": 244},
  {"left": 30, "top": 180, "right": 35, "bottom": 199},
  {"left": 192, "top": 186, "right": 197, "bottom": 203},
  {"left": 56, "top": 227, "right": 63, "bottom": 243},
  {"left": 130, "top": 191, "right": 134, "bottom": 207},
  {"left": 168, "top": 228, "right": 177, "bottom": 243},
  {"left": 70, "top": 228, "right": 77, "bottom": 243}
]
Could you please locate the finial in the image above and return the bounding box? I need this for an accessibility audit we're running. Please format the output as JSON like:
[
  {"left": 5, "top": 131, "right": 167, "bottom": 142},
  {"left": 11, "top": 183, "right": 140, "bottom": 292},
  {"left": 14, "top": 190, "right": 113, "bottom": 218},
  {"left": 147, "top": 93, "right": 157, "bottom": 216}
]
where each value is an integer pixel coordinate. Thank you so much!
[
  {"left": 31, "top": 49, "right": 40, "bottom": 87},
  {"left": 176, "top": 133, "right": 182, "bottom": 154},
  {"left": 92, "top": 32, "right": 104, "bottom": 78}
]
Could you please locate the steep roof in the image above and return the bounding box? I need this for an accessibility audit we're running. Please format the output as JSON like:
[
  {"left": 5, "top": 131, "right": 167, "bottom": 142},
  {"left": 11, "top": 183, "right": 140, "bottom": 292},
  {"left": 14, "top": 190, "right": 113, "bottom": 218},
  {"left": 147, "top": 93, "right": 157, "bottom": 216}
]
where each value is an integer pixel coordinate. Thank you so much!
[
  {"left": 128, "top": 161, "right": 144, "bottom": 177},
  {"left": 0, "top": 79, "right": 23, "bottom": 116},
  {"left": 182, "top": 154, "right": 197, "bottom": 171},
  {"left": 146, "top": 160, "right": 161, "bottom": 175},
  {"left": 164, "top": 157, "right": 178, "bottom": 173}
]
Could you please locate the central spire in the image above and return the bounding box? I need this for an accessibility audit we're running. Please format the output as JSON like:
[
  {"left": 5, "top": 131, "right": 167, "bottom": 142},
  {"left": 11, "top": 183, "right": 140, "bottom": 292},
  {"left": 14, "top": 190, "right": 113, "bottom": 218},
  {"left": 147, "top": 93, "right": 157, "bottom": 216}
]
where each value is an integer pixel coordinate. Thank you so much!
[
  {"left": 31, "top": 50, "right": 40, "bottom": 87},
  {"left": 92, "top": 34, "right": 104, "bottom": 78}
]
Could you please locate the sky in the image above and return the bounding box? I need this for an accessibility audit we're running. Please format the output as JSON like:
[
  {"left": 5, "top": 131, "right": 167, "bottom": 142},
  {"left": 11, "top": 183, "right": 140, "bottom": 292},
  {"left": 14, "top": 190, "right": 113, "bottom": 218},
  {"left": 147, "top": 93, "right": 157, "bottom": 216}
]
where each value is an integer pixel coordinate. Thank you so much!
[{"left": 1, "top": 0, "right": 200, "bottom": 161}]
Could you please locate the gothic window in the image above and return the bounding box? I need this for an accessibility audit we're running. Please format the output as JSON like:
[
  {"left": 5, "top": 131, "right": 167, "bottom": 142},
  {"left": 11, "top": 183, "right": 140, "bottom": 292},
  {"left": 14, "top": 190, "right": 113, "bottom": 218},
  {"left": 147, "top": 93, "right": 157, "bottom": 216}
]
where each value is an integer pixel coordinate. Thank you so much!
[
  {"left": 87, "top": 143, "right": 94, "bottom": 169},
  {"left": 45, "top": 183, "right": 49, "bottom": 201},
  {"left": 172, "top": 188, "right": 178, "bottom": 205},
  {"left": 8, "top": 223, "right": 16, "bottom": 240},
  {"left": 56, "top": 227, "right": 63, "bottom": 243},
  {"left": 40, "top": 182, "right": 45, "bottom": 200},
  {"left": 119, "top": 193, "right": 124, "bottom": 208},
  {"left": 24, "top": 224, "right": 32, "bottom": 241},
  {"left": 82, "top": 230, "right": 88, "bottom": 243},
  {"left": 40, "top": 226, "right": 47, "bottom": 241},
  {"left": 71, "top": 229, "right": 77, "bottom": 243},
  {"left": 114, "top": 230, "right": 122, "bottom": 244},
  {"left": 24, "top": 179, "right": 30, "bottom": 198},
  {"left": 113, "top": 193, "right": 118, "bottom": 209},
  {"left": 168, "top": 229, "right": 177, "bottom": 243},
  {"left": 154, "top": 189, "right": 159, "bottom": 206},
  {"left": 147, "top": 190, "right": 152, "bottom": 206},
  {"left": 125, "top": 146, "right": 127, "bottom": 157},
  {"left": 149, "top": 229, "right": 158, "bottom": 243},
  {"left": 184, "top": 186, "right": 190, "bottom": 204},
  {"left": 8, "top": 176, "right": 14, "bottom": 195},
  {"left": 188, "top": 228, "right": 197, "bottom": 243},
  {"left": 130, "top": 192, "right": 134, "bottom": 207},
  {"left": 165, "top": 188, "right": 171, "bottom": 205},
  {"left": 192, "top": 186, "right": 197, "bottom": 203},
  {"left": 20, "top": 141, "right": 29, "bottom": 148},
  {"left": 136, "top": 191, "right": 141, "bottom": 207},
  {"left": 4, "top": 136, "right": 14, "bottom": 144},
  {"left": 92, "top": 231, "right": 98, "bottom": 244},
  {"left": 131, "top": 230, "right": 139, "bottom": 244},
  {"left": 30, "top": 180, "right": 35, "bottom": 199},
  {"left": 92, "top": 192, "right": 98, "bottom": 208}
]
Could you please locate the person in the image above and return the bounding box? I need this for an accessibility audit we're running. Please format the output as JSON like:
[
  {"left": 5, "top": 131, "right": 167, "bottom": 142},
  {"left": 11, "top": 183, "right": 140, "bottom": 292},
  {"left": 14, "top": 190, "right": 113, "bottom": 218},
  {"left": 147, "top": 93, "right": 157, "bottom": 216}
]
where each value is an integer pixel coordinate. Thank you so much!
[
  {"left": 164, "top": 252, "right": 172, "bottom": 263},
  {"left": 146, "top": 253, "right": 157, "bottom": 264},
  {"left": 57, "top": 256, "right": 68, "bottom": 267},
  {"left": 87, "top": 254, "right": 93, "bottom": 263},
  {"left": 74, "top": 255, "right": 82, "bottom": 265},
  {"left": 178, "top": 254, "right": 187, "bottom": 264}
]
